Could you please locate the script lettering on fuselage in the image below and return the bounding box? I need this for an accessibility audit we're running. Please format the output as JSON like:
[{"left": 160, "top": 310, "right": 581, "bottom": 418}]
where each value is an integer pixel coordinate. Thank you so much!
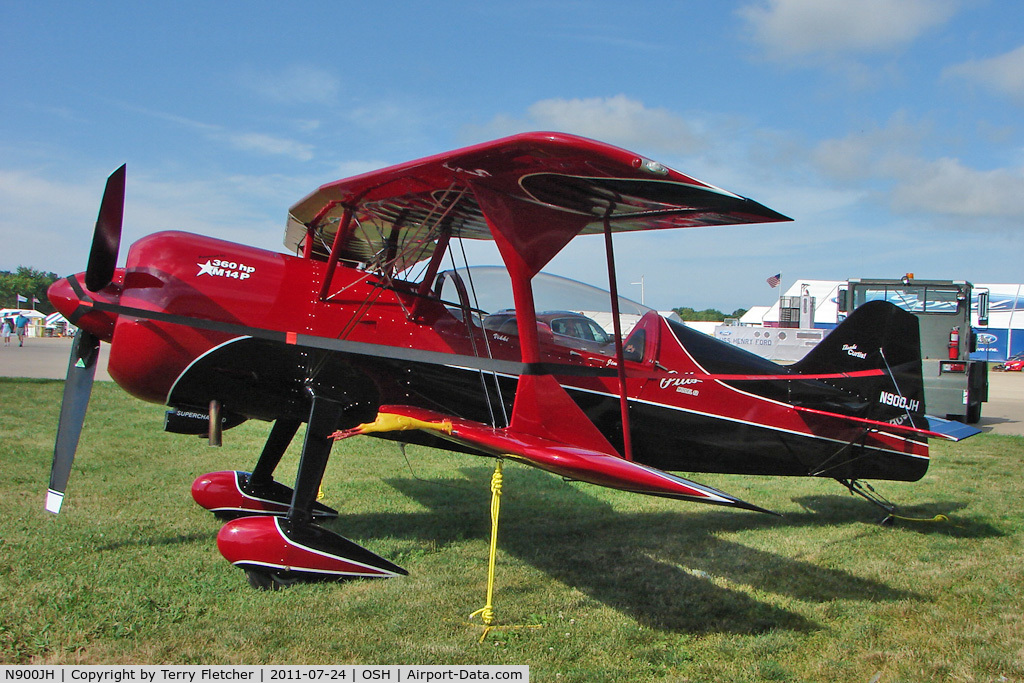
[
  {"left": 660, "top": 376, "right": 702, "bottom": 397},
  {"left": 843, "top": 343, "right": 868, "bottom": 359}
]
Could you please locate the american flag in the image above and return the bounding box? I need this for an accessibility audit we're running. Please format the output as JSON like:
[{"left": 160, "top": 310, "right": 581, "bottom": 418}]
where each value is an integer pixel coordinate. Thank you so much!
[{"left": 766, "top": 273, "right": 781, "bottom": 288}]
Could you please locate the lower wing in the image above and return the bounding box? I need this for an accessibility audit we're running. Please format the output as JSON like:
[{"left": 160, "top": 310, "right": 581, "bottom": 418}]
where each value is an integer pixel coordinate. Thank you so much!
[{"left": 333, "top": 404, "right": 774, "bottom": 514}]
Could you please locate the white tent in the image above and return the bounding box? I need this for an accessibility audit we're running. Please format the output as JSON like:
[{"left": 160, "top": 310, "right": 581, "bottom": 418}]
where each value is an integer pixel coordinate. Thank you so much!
[
  {"left": 745, "top": 280, "right": 844, "bottom": 327},
  {"left": 45, "top": 312, "right": 76, "bottom": 336},
  {"left": 1, "top": 309, "right": 48, "bottom": 337}
]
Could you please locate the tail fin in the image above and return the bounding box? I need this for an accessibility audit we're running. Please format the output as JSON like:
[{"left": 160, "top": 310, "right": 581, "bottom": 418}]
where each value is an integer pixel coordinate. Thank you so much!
[{"left": 792, "top": 301, "right": 927, "bottom": 427}]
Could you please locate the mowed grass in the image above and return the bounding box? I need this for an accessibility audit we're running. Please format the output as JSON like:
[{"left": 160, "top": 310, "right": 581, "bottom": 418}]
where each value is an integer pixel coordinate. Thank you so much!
[{"left": 2, "top": 378, "right": 1024, "bottom": 681}]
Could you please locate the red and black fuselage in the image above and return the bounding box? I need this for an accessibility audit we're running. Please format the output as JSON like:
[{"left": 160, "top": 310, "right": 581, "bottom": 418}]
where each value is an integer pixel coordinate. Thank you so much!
[{"left": 50, "top": 229, "right": 930, "bottom": 485}]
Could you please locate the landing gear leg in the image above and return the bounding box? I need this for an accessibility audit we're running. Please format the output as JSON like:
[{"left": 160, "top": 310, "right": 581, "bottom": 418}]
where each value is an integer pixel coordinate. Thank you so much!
[
  {"left": 287, "top": 395, "right": 345, "bottom": 527},
  {"left": 245, "top": 418, "right": 301, "bottom": 495},
  {"left": 215, "top": 392, "right": 406, "bottom": 585}
]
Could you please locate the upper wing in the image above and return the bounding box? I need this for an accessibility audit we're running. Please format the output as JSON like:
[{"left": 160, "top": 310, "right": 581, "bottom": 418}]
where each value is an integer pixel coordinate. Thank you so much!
[{"left": 285, "top": 132, "right": 790, "bottom": 274}]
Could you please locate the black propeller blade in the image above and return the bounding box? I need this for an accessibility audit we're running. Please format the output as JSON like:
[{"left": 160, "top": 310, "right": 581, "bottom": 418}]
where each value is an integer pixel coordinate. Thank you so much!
[
  {"left": 85, "top": 164, "right": 126, "bottom": 293},
  {"left": 47, "top": 164, "right": 125, "bottom": 514},
  {"left": 46, "top": 329, "right": 101, "bottom": 514}
]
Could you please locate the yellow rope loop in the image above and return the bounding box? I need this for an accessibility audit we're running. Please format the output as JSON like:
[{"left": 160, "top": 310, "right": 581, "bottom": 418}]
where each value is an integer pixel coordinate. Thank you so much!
[
  {"left": 470, "top": 605, "right": 495, "bottom": 624},
  {"left": 490, "top": 466, "right": 504, "bottom": 497}
]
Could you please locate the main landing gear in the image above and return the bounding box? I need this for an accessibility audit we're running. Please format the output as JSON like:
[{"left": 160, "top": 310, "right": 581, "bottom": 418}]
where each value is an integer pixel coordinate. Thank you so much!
[
  {"left": 192, "top": 395, "right": 407, "bottom": 587},
  {"left": 191, "top": 419, "right": 339, "bottom": 520}
]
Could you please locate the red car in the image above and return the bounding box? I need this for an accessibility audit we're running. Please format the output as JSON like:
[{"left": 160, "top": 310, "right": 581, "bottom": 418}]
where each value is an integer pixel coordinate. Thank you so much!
[
  {"left": 483, "top": 309, "right": 613, "bottom": 355},
  {"left": 995, "top": 353, "right": 1024, "bottom": 371}
]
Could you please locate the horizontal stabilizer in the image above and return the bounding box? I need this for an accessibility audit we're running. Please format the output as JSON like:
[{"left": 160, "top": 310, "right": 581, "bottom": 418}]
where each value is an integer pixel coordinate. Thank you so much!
[
  {"left": 924, "top": 416, "right": 983, "bottom": 442},
  {"left": 360, "top": 405, "right": 773, "bottom": 514},
  {"left": 792, "top": 404, "right": 979, "bottom": 442}
]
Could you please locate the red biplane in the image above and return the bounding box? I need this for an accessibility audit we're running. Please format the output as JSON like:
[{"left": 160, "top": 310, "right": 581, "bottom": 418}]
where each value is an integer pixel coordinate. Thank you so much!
[{"left": 46, "top": 132, "right": 977, "bottom": 587}]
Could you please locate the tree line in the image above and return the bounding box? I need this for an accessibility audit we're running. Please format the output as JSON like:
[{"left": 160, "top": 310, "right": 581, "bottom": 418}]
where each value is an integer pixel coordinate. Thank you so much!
[
  {"left": 1, "top": 266, "right": 59, "bottom": 314},
  {"left": 671, "top": 306, "right": 748, "bottom": 321}
]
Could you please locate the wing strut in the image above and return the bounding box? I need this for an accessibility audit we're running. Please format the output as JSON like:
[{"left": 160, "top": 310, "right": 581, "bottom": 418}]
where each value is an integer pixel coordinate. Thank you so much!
[
  {"left": 603, "top": 213, "right": 634, "bottom": 461},
  {"left": 317, "top": 205, "right": 354, "bottom": 301}
]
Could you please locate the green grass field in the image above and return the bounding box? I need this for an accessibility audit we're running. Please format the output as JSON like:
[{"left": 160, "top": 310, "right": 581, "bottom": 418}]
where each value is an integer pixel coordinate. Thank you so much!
[{"left": 2, "top": 378, "right": 1023, "bottom": 681}]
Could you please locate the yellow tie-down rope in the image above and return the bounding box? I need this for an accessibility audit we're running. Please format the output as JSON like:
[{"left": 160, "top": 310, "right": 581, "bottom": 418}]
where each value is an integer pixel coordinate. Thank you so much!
[
  {"left": 468, "top": 460, "right": 542, "bottom": 642},
  {"left": 887, "top": 512, "right": 959, "bottom": 526},
  {"left": 331, "top": 412, "right": 541, "bottom": 641},
  {"left": 469, "top": 460, "right": 504, "bottom": 641}
]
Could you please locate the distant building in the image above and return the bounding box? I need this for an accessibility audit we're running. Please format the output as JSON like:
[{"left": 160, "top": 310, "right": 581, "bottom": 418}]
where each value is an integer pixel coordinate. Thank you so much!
[{"left": 721, "top": 280, "right": 1024, "bottom": 363}]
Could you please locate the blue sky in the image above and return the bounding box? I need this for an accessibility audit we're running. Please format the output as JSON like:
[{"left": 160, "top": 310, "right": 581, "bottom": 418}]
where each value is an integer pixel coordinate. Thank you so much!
[{"left": 2, "top": 0, "right": 1022, "bottom": 311}]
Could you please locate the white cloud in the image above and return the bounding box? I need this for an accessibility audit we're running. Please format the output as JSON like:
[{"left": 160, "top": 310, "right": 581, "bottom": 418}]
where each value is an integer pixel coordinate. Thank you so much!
[
  {"left": 885, "top": 157, "right": 1024, "bottom": 218},
  {"left": 0, "top": 166, "right": 304, "bottom": 275},
  {"left": 240, "top": 65, "right": 341, "bottom": 106},
  {"left": 0, "top": 169, "right": 104, "bottom": 274},
  {"left": 944, "top": 45, "right": 1024, "bottom": 104},
  {"left": 473, "top": 95, "right": 707, "bottom": 156},
  {"left": 326, "top": 159, "right": 393, "bottom": 179},
  {"left": 0, "top": 169, "right": 100, "bottom": 216},
  {"left": 738, "top": 0, "right": 959, "bottom": 60},
  {"left": 226, "top": 132, "right": 315, "bottom": 161},
  {"left": 119, "top": 102, "right": 317, "bottom": 162},
  {"left": 811, "top": 113, "right": 928, "bottom": 182},
  {"left": 811, "top": 116, "right": 1024, "bottom": 222},
  {"left": 123, "top": 174, "right": 286, "bottom": 254}
]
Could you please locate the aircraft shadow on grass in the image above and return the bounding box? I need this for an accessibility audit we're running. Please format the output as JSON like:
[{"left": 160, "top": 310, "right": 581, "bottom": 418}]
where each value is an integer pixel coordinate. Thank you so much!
[
  {"left": 97, "top": 531, "right": 216, "bottom": 553},
  {"left": 789, "top": 495, "right": 1003, "bottom": 539},
  {"left": 87, "top": 460, "right": 999, "bottom": 633},
  {"left": 310, "top": 463, "right": 980, "bottom": 635}
]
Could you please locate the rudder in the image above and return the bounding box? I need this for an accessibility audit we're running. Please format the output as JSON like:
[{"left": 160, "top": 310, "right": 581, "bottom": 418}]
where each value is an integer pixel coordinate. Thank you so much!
[{"left": 792, "top": 301, "right": 927, "bottom": 427}]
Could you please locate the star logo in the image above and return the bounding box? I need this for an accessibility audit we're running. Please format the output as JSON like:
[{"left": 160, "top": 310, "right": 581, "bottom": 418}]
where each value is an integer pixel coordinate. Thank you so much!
[{"left": 197, "top": 260, "right": 219, "bottom": 276}]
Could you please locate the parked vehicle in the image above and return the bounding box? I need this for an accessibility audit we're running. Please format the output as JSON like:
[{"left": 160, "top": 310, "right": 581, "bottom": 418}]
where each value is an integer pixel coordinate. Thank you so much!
[
  {"left": 994, "top": 353, "right": 1024, "bottom": 372},
  {"left": 483, "top": 310, "right": 613, "bottom": 354}
]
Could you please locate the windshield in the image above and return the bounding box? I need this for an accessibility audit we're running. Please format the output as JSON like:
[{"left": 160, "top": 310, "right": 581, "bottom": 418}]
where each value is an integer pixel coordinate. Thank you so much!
[
  {"left": 437, "top": 266, "right": 653, "bottom": 345},
  {"left": 855, "top": 286, "right": 962, "bottom": 314},
  {"left": 438, "top": 266, "right": 651, "bottom": 318}
]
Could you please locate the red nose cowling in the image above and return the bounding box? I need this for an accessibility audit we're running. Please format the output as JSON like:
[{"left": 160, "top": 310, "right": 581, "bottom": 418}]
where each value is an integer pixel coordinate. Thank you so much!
[{"left": 48, "top": 272, "right": 122, "bottom": 343}]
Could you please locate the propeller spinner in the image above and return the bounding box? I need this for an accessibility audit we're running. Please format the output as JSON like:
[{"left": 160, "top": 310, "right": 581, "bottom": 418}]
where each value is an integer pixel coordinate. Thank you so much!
[{"left": 46, "top": 165, "right": 125, "bottom": 514}]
